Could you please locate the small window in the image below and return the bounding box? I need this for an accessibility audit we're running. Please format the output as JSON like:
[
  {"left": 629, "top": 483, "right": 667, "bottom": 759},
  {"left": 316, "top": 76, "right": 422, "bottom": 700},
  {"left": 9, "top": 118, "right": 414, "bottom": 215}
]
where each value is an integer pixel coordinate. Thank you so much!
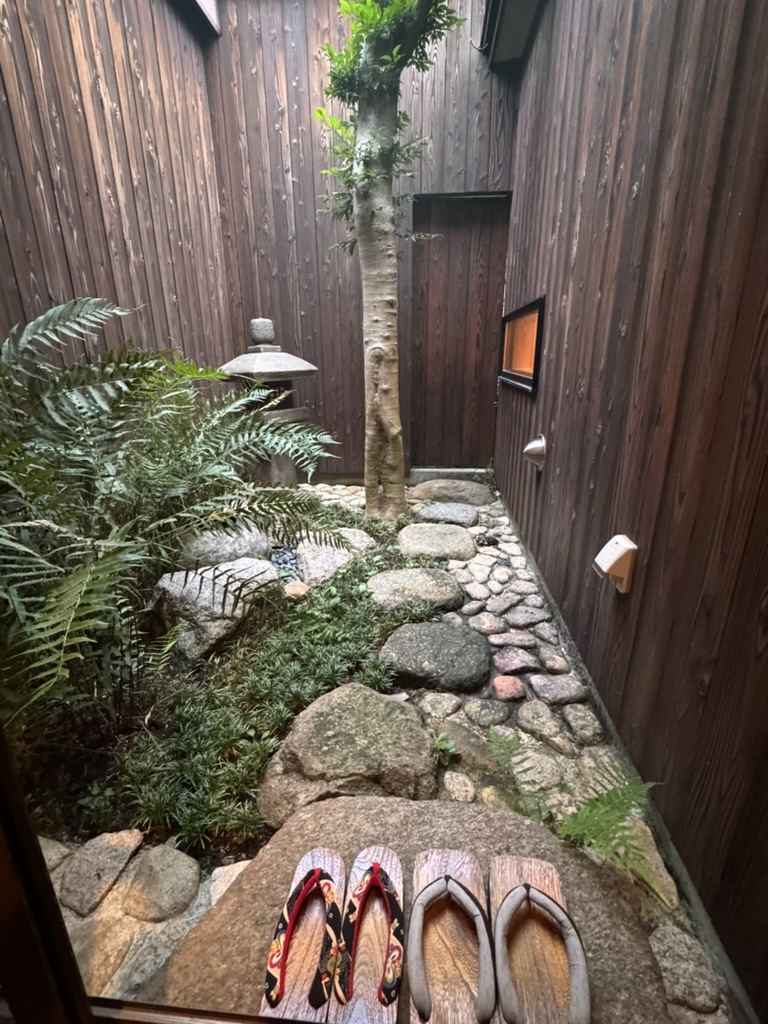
[{"left": 499, "top": 296, "right": 545, "bottom": 393}]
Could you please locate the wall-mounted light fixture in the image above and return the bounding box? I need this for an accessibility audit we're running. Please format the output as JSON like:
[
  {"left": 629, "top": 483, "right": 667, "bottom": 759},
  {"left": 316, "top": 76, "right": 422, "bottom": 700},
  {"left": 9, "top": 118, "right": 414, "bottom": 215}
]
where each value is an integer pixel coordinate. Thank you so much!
[
  {"left": 522, "top": 434, "right": 546, "bottom": 471},
  {"left": 593, "top": 535, "right": 637, "bottom": 594}
]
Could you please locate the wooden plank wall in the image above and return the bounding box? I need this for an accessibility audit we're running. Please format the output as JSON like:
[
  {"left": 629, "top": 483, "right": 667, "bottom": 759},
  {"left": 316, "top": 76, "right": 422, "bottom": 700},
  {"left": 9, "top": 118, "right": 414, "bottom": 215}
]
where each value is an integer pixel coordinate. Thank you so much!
[
  {"left": 205, "top": 0, "right": 515, "bottom": 475},
  {"left": 0, "top": 0, "right": 232, "bottom": 364},
  {"left": 409, "top": 194, "right": 510, "bottom": 467},
  {"left": 493, "top": 0, "right": 768, "bottom": 1012}
]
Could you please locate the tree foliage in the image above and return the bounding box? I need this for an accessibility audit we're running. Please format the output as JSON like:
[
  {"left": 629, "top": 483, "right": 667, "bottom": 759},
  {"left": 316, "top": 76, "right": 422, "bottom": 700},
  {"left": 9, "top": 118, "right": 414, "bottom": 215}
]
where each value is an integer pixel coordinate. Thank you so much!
[{"left": 0, "top": 299, "right": 336, "bottom": 728}]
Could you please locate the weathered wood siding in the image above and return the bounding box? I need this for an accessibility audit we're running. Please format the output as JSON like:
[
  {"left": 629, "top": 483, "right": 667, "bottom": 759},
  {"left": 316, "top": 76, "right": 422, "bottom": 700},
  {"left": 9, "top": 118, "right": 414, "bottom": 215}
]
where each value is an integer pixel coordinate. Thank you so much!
[
  {"left": 0, "top": 0, "right": 231, "bottom": 363},
  {"left": 493, "top": 0, "right": 768, "bottom": 1012},
  {"left": 409, "top": 194, "right": 510, "bottom": 467},
  {"left": 206, "top": 0, "right": 515, "bottom": 474}
]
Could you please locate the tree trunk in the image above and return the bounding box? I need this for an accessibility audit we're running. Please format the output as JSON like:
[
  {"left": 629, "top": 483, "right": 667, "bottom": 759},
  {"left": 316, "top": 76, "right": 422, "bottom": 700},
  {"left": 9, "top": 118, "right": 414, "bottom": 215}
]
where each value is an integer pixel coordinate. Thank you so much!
[{"left": 354, "top": 92, "right": 407, "bottom": 522}]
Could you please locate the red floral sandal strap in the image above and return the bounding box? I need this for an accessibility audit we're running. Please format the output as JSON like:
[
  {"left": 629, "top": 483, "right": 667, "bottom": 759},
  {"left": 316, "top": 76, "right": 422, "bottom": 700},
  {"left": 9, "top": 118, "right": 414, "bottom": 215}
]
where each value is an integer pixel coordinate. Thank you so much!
[
  {"left": 264, "top": 866, "right": 343, "bottom": 1009},
  {"left": 334, "top": 862, "right": 405, "bottom": 1007}
]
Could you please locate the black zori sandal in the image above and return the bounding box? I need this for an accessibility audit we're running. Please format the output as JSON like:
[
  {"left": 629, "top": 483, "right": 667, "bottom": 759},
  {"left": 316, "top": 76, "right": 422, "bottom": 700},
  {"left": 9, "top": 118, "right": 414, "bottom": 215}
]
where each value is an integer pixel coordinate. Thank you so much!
[
  {"left": 493, "top": 884, "right": 590, "bottom": 1024},
  {"left": 331, "top": 846, "right": 405, "bottom": 1022},
  {"left": 407, "top": 867, "right": 496, "bottom": 1024},
  {"left": 261, "top": 848, "right": 346, "bottom": 1021}
]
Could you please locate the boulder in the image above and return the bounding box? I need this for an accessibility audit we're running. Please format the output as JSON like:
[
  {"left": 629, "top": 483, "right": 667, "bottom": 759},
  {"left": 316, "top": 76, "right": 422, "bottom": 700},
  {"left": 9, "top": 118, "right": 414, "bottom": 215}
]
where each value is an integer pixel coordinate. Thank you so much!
[
  {"left": 180, "top": 524, "right": 271, "bottom": 568},
  {"left": 367, "top": 568, "right": 463, "bottom": 611},
  {"left": 648, "top": 925, "right": 720, "bottom": 1013},
  {"left": 139, "top": 798, "right": 671, "bottom": 1023},
  {"left": 398, "top": 523, "right": 477, "bottom": 561},
  {"left": 379, "top": 622, "right": 490, "bottom": 692},
  {"left": 257, "top": 684, "right": 437, "bottom": 827},
  {"left": 123, "top": 846, "right": 201, "bottom": 922},
  {"left": 408, "top": 479, "right": 495, "bottom": 505},
  {"left": 295, "top": 538, "right": 353, "bottom": 585},
  {"left": 149, "top": 558, "right": 279, "bottom": 659},
  {"left": 294, "top": 527, "right": 375, "bottom": 586},
  {"left": 60, "top": 830, "right": 144, "bottom": 917},
  {"left": 38, "top": 835, "right": 71, "bottom": 873},
  {"left": 414, "top": 502, "right": 479, "bottom": 527}
]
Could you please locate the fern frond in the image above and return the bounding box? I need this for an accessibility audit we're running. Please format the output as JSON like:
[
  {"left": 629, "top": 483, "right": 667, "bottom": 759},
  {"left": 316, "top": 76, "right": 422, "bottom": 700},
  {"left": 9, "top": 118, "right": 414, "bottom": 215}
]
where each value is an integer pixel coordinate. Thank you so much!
[
  {"left": 2, "top": 298, "right": 131, "bottom": 367},
  {"left": 3, "top": 550, "right": 136, "bottom": 724},
  {"left": 556, "top": 781, "right": 670, "bottom": 901}
]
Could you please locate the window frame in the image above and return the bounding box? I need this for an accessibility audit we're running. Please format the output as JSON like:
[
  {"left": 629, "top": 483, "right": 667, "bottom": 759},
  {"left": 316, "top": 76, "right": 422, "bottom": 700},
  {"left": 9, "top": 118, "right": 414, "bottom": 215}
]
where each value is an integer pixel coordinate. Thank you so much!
[{"left": 498, "top": 296, "right": 545, "bottom": 394}]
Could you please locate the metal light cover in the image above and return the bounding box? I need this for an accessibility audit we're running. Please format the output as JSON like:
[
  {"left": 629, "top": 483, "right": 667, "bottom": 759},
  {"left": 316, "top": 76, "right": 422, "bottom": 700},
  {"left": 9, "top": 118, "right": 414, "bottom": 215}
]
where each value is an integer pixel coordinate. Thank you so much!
[{"left": 522, "top": 434, "right": 546, "bottom": 471}]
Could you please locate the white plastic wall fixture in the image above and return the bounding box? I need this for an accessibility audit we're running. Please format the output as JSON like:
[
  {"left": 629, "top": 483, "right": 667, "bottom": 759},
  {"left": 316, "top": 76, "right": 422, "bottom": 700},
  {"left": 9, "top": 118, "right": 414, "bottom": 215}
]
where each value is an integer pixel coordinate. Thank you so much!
[{"left": 592, "top": 535, "right": 637, "bottom": 594}]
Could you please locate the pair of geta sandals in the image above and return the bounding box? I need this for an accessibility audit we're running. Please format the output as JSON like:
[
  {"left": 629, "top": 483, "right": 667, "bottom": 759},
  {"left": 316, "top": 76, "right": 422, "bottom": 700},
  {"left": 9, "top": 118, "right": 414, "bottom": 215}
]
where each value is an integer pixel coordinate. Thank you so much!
[{"left": 261, "top": 846, "right": 590, "bottom": 1024}]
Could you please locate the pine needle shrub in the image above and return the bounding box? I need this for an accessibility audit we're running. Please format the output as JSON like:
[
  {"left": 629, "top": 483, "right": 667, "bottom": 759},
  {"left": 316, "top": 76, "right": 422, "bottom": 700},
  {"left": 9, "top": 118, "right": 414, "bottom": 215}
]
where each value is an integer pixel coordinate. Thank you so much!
[
  {"left": 115, "top": 555, "right": 437, "bottom": 849},
  {"left": 0, "top": 299, "right": 336, "bottom": 730}
]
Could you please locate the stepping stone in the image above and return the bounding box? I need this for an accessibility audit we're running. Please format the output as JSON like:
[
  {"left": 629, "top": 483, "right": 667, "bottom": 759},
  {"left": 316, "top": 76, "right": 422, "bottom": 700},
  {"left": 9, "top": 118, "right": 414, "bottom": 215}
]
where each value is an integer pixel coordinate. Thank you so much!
[
  {"left": 367, "top": 568, "right": 463, "bottom": 611},
  {"left": 144, "top": 799, "right": 672, "bottom": 1021},
  {"left": 379, "top": 622, "right": 490, "bottom": 692},
  {"left": 648, "top": 925, "right": 720, "bottom": 1013},
  {"left": 408, "top": 479, "right": 494, "bottom": 505},
  {"left": 487, "top": 592, "right": 521, "bottom": 616},
  {"left": 492, "top": 675, "right": 527, "bottom": 701},
  {"left": 60, "top": 830, "right": 143, "bottom": 917},
  {"left": 533, "top": 622, "right": 560, "bottom": 643},
  {"left": 508, "top": 580, "right": 538, "bottom": 595},
  {"left": 562, "top": 704, "right": 604, "bottom": 745},
  {"left": 505, "top": 606, "right": 552, "bottom": 628},
  {"left": 488, "top": 630, "right": 538, "bottom": 649},
  {"left": 414, "top": 502, "right": 479, "bottom": 527},
  {"left": 464, "top": 581, "right": 491, "bottom": 601},
  {"left": 211, "top": 862, "right": 251, "bottom": 905},
  {"left": 538, "top": 644, "right": 571, "bottom": 673},
  {"left": 517, "top": 700, "right": 577, "bottom": 757},
  {"left": 468, "top": 612, "right": 507, "bottom": 635},
  {"left": 123, "top": 846, "right": 201, "bottom": 922},
  {"left": 463, "top": 698, "right": 511, "bottom": 727},
  {"left": 528, "top": 673, "right": 588, "bottom": 705},
  {"left": 493, "top": 647, "right": 540, "bottom": 674},
  {"left": 462, "top": 600, "right": 486, "bottom": 617},
  {"left": 399, "top": 523, "right": 476, "bottom": 561}
]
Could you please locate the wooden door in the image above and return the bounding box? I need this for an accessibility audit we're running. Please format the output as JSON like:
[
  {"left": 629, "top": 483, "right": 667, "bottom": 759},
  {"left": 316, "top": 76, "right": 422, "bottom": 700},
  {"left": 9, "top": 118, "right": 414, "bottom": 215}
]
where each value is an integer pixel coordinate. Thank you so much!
[{"left": 409, "top": 194, "right": 510, "bottom": 467}]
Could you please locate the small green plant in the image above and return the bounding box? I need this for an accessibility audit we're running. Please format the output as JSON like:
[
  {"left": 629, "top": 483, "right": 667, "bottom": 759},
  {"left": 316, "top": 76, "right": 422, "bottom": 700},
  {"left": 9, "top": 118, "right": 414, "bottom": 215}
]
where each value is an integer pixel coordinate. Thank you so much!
[
  {"left": 429, "top": 730, "right": 458, "bottom": 767},
  {"left": 77, "top": 782, "right": 117, "bottom": 833},
  {"left": 488, "top": 727, "right": 667, "bottom": 902},
  {"left": 557, "top": 778, "right": 669, "bottom": 903}
]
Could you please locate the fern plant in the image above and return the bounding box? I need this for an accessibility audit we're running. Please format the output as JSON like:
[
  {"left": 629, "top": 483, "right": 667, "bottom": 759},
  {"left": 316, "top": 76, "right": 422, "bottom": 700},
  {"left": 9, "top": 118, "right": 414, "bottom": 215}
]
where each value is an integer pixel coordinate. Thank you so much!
[
  {"left": 0, "top": 299, "right": 337, "bottom": 730},
  {"left": 488, "top": 727, "right": 668, "bottom": 903},
  {"left": 555, "top": 772, "right": 674, "bottom": 904}
]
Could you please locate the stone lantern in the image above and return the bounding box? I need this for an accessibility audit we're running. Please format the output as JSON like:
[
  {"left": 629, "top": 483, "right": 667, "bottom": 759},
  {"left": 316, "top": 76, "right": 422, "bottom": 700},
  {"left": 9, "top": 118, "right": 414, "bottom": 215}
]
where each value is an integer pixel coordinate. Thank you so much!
[{"left": 220, "top": 318, "right": 319, "bottom": 484}]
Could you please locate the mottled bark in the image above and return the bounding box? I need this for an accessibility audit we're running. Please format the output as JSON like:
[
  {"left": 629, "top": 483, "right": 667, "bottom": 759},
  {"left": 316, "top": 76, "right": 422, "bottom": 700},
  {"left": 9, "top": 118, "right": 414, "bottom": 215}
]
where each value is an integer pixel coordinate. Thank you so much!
[{"left": 354, "top": 92, "right": 407, "bottom": 521}]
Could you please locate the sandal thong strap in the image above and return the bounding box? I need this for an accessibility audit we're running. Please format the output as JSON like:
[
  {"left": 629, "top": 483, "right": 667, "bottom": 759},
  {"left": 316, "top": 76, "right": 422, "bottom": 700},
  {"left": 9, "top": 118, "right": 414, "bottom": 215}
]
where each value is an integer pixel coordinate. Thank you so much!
[
  {"left": 334, "top": 862, "right": 405, "bottom": 1007},
  {"left": 494, "top": 883, "right": 590, "bottom": 1024},
  {"left": 264, "top": 866, "right": 343, "bottom": 1009},
  {"left": 407, "top": 874, "right": 496, "bottom": 1024}
]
